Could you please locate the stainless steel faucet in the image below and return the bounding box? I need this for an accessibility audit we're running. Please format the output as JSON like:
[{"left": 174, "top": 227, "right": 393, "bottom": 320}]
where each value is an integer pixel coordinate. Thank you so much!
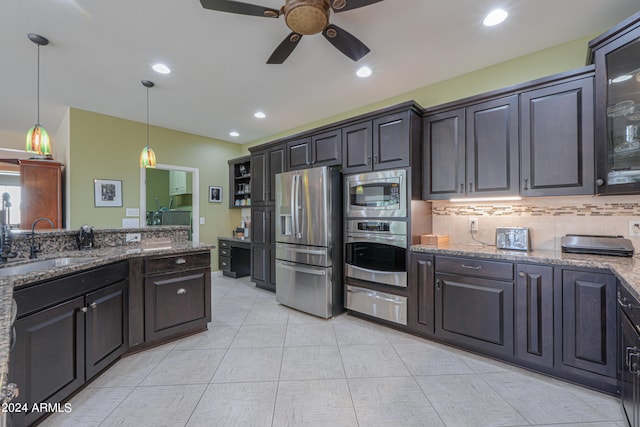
[{"left": 30, "top": 217, "right": 55, "bottom": 259}]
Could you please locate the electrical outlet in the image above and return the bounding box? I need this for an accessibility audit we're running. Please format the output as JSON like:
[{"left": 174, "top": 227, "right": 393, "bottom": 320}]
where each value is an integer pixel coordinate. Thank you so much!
[
  {"left": 469, "top": 217, "right": 479, "bottom": 232},
  {"left": 125, "top": 233, "right": 141, "bottom": 243},
  {"left": 630, "top": 220, "right": 640, "bottom": 237}
]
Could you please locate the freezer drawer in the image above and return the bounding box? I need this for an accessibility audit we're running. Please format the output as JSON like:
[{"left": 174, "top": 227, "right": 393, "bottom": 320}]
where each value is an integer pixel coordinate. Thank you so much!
[
  {"left": 346, "top": 285, "right": 407, "bottom": 325},
  {"left": 276, "top": 243, "right": 331, "bottom": 267},
  {"left": 275, "top": 260, "right": 333, "bottom": 318}
]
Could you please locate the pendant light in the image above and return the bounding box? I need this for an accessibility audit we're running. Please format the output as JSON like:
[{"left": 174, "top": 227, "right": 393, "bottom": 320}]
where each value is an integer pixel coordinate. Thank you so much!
[
  {"left": 26, "top": 33, "right": 52, "bottom": 158},
  {"left": 140, "top": 80, "right": 157, "bottom": 168}
]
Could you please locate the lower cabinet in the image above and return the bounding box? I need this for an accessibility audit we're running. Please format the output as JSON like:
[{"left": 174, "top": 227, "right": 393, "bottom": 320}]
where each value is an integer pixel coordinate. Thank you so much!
[
  {"left": 142, "top": 251, "right": 212, "bottom": 343},
  {"left": 408, "top": 253, "right": 619, "bottom": 394},
  {"left": 9, "top": 261, "right": 128, "bottom": 427}
]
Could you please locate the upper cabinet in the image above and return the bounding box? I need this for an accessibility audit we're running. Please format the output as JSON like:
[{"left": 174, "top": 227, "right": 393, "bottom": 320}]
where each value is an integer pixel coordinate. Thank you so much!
[
  {"left": 228, "top": 156, "right": 251, "bottom": 208},
  {"left": 250, "top": 143, "right": 285, "bottom": 205},
  {"left": 169, "top": 170, "right": 192, "bottom": 196},
  {"left": 287, "top": 130, "right": 342, "bottom": 170},
  {"left": 589, "top": 11, "right": 640, "bottom": 195},
  {"left": 423, "top": 96, "right": 519, "bottom": 200},
  {"left": 20, "top": 159, "right": 63, "bottom": 229},
  {"left": 342, "top": 110, "right": 419, "bottom": 174},
  {"left": 423, "top": 68, "right": 596, "bottom": 200},
  {"left": 520, "top": 74, "right": 595, "bottom": 197}
]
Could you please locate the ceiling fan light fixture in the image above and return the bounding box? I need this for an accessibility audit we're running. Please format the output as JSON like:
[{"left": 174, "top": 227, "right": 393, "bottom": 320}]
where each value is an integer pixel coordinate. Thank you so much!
[{"left": 284, "top": 0, "right": 330, "bottom": 35}]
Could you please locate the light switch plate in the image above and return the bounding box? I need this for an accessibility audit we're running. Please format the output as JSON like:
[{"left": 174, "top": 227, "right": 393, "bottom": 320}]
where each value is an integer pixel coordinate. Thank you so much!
[
  {"left": 199, "top": 217, "right": 205, "bottom": 225},
  {"left": 630, "top": 220, "right": 640, "bottom": 237},
  {"left": 126, "top": 208, "right": 140, "bottom": 217}
]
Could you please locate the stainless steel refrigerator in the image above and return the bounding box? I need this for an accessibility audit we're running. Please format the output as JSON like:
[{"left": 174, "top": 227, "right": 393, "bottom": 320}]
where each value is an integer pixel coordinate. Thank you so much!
[{"left": 275, "top": 166, "right": 342, "bottom": 318}]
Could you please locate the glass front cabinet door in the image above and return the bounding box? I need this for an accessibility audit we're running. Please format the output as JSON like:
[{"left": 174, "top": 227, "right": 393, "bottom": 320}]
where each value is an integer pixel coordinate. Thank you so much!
[{"left": 591, "top": 12, "right": 640, "bottom": 195}]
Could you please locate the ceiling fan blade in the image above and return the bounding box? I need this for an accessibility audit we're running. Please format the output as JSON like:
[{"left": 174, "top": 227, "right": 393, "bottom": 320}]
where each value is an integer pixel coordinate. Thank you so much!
[
  {"left": 322, "top": 24, "right": 370, "bottom": 61},
  {"left": 267, "top": 32, "right": 303, "bottom": 64},
  {"left": 331, "top": 0, "right": 383, "bottom": 13},
  {"left": 200, "top": 0, "right": 281, "bottom": 18}
]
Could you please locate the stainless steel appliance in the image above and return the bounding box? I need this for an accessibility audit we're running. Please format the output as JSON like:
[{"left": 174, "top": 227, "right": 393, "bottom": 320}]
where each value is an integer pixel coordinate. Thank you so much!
[
  {"left": 619, "top": 284, "right": 640, "bottom": 426},
  {"left": 346, "top": 285, "right": 407, "bottom": 325},
  {"left": 561, "top": 234, "right": 635, "bottom": 257},
  {"left": 345, "top": 169, "right": 407, "bottom": 218},
  {"left": 495, "top": 227, "right": 530, "bottom": 251},
  {"left": 345, "top": 219, "right": 408, "bottom": 287},
  {"left": 275, "top": 166, "right": 342, "bottom": 318}
]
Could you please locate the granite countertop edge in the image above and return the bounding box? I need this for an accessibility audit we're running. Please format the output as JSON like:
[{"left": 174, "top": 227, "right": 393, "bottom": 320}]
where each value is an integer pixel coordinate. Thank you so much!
[
  {"left": 217, "top": 236, "right": 251, "bottom": 244},
  {"left": 410, "top": 243, "right": 640, "bottom": 300}
]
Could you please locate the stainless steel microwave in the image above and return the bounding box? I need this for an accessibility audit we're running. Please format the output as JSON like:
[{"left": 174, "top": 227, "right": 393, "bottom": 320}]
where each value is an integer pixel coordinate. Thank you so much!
[{"left": 345, "top": 169, "right": 407, "bottom": 218}]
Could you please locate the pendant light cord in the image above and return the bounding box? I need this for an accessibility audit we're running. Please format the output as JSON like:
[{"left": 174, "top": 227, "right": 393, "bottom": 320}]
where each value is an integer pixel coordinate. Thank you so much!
[
  {"left": 146, "top": 86, "right": 149, "bottom": 147},
  {"left": 36, "top": 43, "right": 40, "bottom": 125}
]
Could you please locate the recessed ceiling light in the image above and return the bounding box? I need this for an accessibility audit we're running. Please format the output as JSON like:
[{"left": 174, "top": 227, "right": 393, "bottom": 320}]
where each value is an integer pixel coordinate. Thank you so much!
[
  {"left": 229, "top": 131, "right": 239, "bottom": 137},
  {"left": 611, "top": 74, "right": 633, "bottom": 83},
  {"left": 254, "top": 111, "right": 266, "bottom": 119},
  {"left": 356, "top": 66, "right": 372, "bottom": 78},
  {"left": 152, "top": 63, "right": 171, "bottom": 74},
  {"left": 483, "top": 9, "right": 508, "bottom": 26}
]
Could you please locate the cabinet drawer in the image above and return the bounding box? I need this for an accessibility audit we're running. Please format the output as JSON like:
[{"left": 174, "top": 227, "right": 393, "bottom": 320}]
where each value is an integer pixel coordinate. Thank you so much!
[
  {"left": 219, "top": 256, "right": 231, "bottom": 271},
  {"left": 144, "top": 251, "right": 210, "bottom": 275},
  {"left": 219, "top": 240, "right": 231, "bottom": 249},
  {"left": 436, "top": 256, "right": 513, "bottom": 281},
  {"left": 219, "top": 247, "right": 230, "bottom": 257}
]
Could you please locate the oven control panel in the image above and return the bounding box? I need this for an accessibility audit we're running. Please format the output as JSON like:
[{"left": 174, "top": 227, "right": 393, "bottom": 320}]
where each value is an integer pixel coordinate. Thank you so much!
[{"left": 356, "top": 221, "right": 391, "bottom": 232}]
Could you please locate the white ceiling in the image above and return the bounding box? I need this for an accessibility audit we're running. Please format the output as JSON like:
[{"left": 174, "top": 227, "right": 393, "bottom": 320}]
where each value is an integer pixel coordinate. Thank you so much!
[{"left": 1, "top": 0, "right": 639, "bottom": 146}]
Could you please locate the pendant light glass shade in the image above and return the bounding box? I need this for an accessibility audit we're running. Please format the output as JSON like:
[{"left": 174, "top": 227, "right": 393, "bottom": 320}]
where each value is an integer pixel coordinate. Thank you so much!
[
  {"left": 26, "top": 124, "right": 51, "bottom": 155},
  {"left": 140, "top": 80, "right": 156, "bottom": 168},
  {"left": 26, "top": 34, "right": 51, "bottom": 158},
  {"left": 140, "top": 145, "right": 156, "bottom": 168}
]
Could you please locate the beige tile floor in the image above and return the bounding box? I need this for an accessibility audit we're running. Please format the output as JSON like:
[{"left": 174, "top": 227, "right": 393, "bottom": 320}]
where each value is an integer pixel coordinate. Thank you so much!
[{"left": 41, "top": 275, "right": 626, "bottom": 427}]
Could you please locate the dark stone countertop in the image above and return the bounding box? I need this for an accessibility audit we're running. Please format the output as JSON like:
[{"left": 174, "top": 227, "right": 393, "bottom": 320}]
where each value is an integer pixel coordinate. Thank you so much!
[{"left": 411, "top": 243, "right": 640, "bottom": 300}]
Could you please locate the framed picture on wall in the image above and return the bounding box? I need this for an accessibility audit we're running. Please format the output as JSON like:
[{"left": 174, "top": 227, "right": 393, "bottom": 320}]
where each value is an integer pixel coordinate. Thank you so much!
[
  {"left": 209, "top": 186, "right": 222, "bottom": 203},
  {"left": 94, "top": 179, "right": 123, "bottom": 207}
]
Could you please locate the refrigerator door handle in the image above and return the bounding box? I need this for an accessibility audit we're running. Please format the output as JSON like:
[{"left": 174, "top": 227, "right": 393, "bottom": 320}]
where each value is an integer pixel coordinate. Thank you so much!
[
  {"left": 277, "top": 261, "right": 326, "bottom": 276},
  {"left": 294, "top": 174, "right": 302, "bottom": 239},
  {"left": 290, "top": 174, "right": 297, "bottom": 238}
]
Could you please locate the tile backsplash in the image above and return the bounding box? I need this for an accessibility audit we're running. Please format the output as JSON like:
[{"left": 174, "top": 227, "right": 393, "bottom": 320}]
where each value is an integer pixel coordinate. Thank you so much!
[{"left": 429, "top": 195, "right": 640, "bottom": 252}]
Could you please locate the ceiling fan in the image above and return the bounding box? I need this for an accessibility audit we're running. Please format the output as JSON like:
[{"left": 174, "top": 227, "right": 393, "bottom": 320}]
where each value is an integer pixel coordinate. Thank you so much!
[{"left": 200, "top": 0, "right": 383, "bottom": 64}]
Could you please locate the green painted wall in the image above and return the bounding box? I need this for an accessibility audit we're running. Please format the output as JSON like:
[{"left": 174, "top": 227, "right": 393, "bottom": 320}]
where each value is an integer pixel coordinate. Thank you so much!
[
  {"left": 242, "top": 33, "right": 596, "bottom": 152},
  {"left": 68, "top": 109, "right": 243, "bottom": 250}
]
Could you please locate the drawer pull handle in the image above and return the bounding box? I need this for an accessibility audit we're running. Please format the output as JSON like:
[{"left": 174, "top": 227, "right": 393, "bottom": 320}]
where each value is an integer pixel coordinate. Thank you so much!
[
  {"left": 175, "top": 258, "right": 187, "bottom": 265},
  {"left": 426, "top": 261, "right": 432, "bottom": 266},
  {"left": 80, "top": 307, "right": 88, "bottom": 313},
  {"left": 518, "top": 272, "right": 525, "bottom": 277},
  {"left": 461, "top": 264, "right": 481, "bottom": 270},
  {"left": 177, "top": 288, "right": 187, "bottom": 295},
  {"left": 90, "top": 302, "right": 97, "bottom": 309}
]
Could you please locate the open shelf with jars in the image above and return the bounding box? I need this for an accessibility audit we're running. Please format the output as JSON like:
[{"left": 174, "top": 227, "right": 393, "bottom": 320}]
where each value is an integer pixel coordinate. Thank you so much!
[{"left": 228, "top": 156, "right": 251, "bottom": 208}]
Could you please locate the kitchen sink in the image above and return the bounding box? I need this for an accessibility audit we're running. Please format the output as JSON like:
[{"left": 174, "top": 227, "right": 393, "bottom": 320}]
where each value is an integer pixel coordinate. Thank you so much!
[{"left": 0, "top": 257, "right": 94, "bottom": 276}]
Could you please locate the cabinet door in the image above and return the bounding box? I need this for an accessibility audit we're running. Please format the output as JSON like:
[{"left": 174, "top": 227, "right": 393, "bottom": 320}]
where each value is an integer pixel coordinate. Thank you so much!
[
  {"left": 521, "top": 77, "right": 594, "bottom": 196},
  {"left": 409, "top": 253, "right": 434, "bottom": 335},
  {"left": 20, "top": 160, "right": 63, "bottom": 229},
  {"left": 251, "top": 151, "right": 267, "bottom": 204},
  {"left": 466, "top": 95, "right": 519, "bottom": 197},
  {"left": 10, "top": 296, "right": 85, "bottom": 427},
  {"left": 312, "top": 130, "right": 342, "bottom": 167},
  {"left": 85, "top": 280, "right": 128, "bottom": 380},
  {"left": 268, "top": 146, "right": 285, "bottom": 203},
  {"left": 287, "top": 137, "right": 312, "bottom": 170},
  {"left": 423, "top": 108, "right": 466, "bottom": 199},
  {"left": 435, "top": 273, "right": 514, "bottom": 358},
  {"left": 373, "top": 111, "right": 411, "bottom": 170},
  {"left": 556, "top": 269, "right": 617, "bottom": 378},
  {"left": 145, "top": 269, "right": 209, "bottom": 342},
  {"left": 515, "top": 264, "right": 554, "bottom": 368},
  {"left": 342, "top": 121, "right": 373, "bottom": 174},
  {"left": 621, "top": 311, "right": 640, "bottom": 427}
]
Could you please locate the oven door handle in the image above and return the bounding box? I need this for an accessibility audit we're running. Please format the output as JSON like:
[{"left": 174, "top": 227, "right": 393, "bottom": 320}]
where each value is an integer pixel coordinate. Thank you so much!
[
  {"left": 346, "top": 264, "right": 404, "bottom": 277},
  {"left": 346, "top": 235, "right": 407, "bottom": 248}
]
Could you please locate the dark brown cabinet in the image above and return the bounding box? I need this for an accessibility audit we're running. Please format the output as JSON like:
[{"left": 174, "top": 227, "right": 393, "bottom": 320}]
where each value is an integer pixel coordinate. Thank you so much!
[
  {"left": 555, "top": 267, "right": 617, "bottom": 391},
  {"left": 515, "top": 263, "right": 554, "bottom": 369},
  {"left": 423, "top": 96, "right": 519, "bottom": 200},
  {"left": 408, "top": 253, "right": 434, "bottom": 335},
  {"left": 589, "top": 11, "right": 640, "bottom": 195},
  {"left": 520, "top": 74, "right": 595, "bottom": 196},
  {"left": 251, "top": 144, "right": 285, "bottom": 205},
  {"left": 250, "top": 205, "right": 276, "bottom": 291},
  {"left": 434, "top": 256, "right": 515, "bottom": 359},
  {"left": 218, "top": 238, "right": 250, "bottom": 278},
  {"left": 143, "top": 251, "right": 211, "bottom": 343},
  {"left": 228, "top": 156, "right": 251, "bottom": 208},
  {"left": 287, "top": 130, "right": 342, "bottom": 170},
  {"left": 9, "top": 261, "right": 128, "bottom": 427},
  {"left": 342, "top": 111, "right": 416, "bottom": 174}
]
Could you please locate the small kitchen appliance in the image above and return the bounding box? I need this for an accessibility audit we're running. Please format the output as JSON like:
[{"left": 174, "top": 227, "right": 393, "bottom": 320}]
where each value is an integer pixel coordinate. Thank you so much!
[
  {"left": 345, "top": 169, "right": 407, "bottom": 218},
  {"left": 495, "top": 227, "right": 530, "bottom": 251},
  {"left": 76, "top": 224, "right": 95, "bottom": 250},
  {"left": 561, "top": 234, "right": 634, "bottom": 257}
]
